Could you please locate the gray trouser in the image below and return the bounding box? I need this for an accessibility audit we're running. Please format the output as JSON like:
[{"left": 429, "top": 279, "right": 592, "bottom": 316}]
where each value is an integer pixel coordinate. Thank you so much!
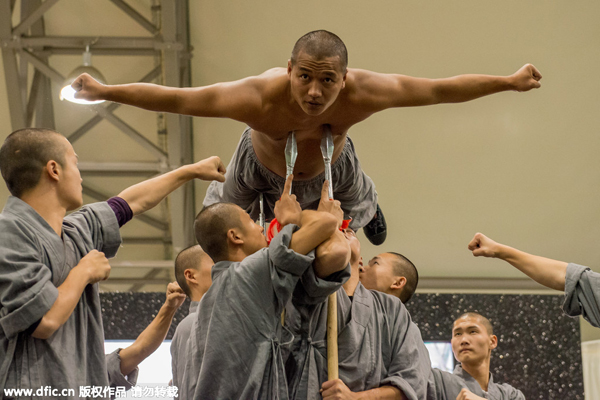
[{"left": 203, "top": 127, "right": 377, "bottom": 230}]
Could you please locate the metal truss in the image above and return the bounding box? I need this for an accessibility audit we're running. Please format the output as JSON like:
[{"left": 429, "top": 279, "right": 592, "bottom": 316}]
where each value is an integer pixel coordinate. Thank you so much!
[{"left": 0, "top": 0, "right": 194, "bottom": 291}]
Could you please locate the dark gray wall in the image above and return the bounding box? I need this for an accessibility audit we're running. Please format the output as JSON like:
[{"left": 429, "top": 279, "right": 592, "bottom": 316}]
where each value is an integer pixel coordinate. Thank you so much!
[
  {"left": 407, "top": 294, "right": 583, "bottom": 399},
  {"left": 102, "top": 292, "right": 584, "bottom": 399}
]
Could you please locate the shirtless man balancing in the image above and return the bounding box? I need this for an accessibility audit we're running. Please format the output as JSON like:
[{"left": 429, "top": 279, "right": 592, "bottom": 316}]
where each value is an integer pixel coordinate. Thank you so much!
[{"left": 72, "top": 30, "right": 542, "bottom": 245}]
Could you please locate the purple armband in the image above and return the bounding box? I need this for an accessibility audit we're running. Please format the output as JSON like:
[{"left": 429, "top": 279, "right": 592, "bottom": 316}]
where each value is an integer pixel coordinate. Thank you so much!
[{"left": 107, "top": 197, "right": 133, "bottom": 227}]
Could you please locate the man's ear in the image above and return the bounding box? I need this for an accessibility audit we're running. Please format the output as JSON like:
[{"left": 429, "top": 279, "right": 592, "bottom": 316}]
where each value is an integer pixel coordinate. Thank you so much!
[
  {"left": 46, "top": 160, "right": 60, "bottom": 182},
  {"left": 341, "top": 71, "right": 347, "bottom": 89},
  {"left": 184, "top": 268, "right": 198, "bottom": 284},
  {"left": 287, "top": 59, "right": 292, "bottom": 75},
  {"left": 489, "top": 334, "right": 498, "bottom": 350},
  {"left": 227, "top": 228, "right": 244, "bottom": 245},
  {"left": 390, "top": 276, "right": 407, "bottom": 290}
]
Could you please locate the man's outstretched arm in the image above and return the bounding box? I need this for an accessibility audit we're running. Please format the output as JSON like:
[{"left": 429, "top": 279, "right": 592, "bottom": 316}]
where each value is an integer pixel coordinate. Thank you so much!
[
  {"left": 118, "top": 282, "right": 186, "bottom": 376},
  {"left": 71, "top": 72, "right": 266, "bottom": 121},
  {"left": 118, "top": 156, "right": 225, "bottom": 216},
  {"left": 352, "top": 64, "right": 542, "bottom": 111},
  {"left": 468, "top": 232, "right": 567, "bottom": 291}
]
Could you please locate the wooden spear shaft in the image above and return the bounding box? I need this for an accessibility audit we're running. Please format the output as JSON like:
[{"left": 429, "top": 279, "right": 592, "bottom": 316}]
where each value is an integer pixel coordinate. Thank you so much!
[{"left": 321, "top": 125, "right": 338, "bottom": 380}]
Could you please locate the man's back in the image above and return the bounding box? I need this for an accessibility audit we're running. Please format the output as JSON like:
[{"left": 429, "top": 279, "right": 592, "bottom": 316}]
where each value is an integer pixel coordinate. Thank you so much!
[
  {"left": 170, "top": 301, "right": 198, "bottom": 391},
  {"left": 181, "top": 225, "right": 317, "bottom": 400}
]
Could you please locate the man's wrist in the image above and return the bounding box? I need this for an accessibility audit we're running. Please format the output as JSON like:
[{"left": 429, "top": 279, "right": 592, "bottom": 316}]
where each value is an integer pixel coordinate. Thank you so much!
[
  {"left": 72, "top": 264, "right": 93, "bottom": 286},
  {"left": 504, "top": 74, "right": 518, "bottom": 91},
  {"left": 279, "top": 214, "right": 301, "bottom": 227},
  {"left": 100, "top": 83, "right": 114, "bottom": 101},
  {"left": 160, "top": 301, "right": 180, "bottom": 314},
  {"left": 495, "top": 243, "right": 513, "bottom": 260}
]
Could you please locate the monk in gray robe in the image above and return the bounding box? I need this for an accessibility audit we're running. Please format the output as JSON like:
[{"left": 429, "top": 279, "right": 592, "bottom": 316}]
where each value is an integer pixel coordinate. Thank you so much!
[
  {"left": 469, "top": 232, "right": 600, "bottom": 328},
  {"left": 450, "top": 312, "right": 525, "bottom": 400},
  {"left": 284, "top": 228, "right": 432, "bottom": 400},
  {"left": 181, "top": 176, "right": 351, "bottom": 399},
  {"left": 170, "top": 245, "right": 213, "bottom": 391},
  {"left": 358, "top": 250, "right": 523, "bottom": 400},
  {"left": 106, "top": 281, "right": 187, "bottom": 396},
  {"left": 0, "top": 128, "right": 225, "bottom": 399}
]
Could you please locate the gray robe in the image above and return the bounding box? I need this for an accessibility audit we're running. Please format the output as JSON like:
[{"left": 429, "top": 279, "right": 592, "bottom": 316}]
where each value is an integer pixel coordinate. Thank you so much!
[
  {"left": 181, "top": 224, "right": 346, "bottom": 400},
  {"left": 170, "top": 301, "right": 199, "bottom": 391},
  {"left": 454, "top": 364, "right": 525, "bottom": 400},
  {"left": 428, "top": 368, "right": 472, "bottom": 400},
  {"left": 563, "top": 263, "right": 600, "bottom": 327},
  {"left": 105, "top": 349, "right": 139, "bottom": 392},
  {"left": 285, "top": 282, "right": 432, "bottom": 400},
  {"left": 0, "top": 197, "right": 121, "bottom": 399}
]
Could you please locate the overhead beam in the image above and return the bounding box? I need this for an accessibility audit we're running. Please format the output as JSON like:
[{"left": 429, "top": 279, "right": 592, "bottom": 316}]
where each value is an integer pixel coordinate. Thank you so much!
[
  {"left": 36, "top": 48, "right": 157, "bottom": 57},
  {"left": 12, "top": 0, "right": 59, "bottom": 37},
  {"left": 92, "top": 106, "right": 168, "bottom": 161},
  {"left": 161, "top": 0, "right": 195, "bottom": 255},
  {"left": 19, "top": 48, "right": 65, "bottom": 84},
  {"left": 26, "top": 69, "right": 42, "bottom": 126},
  {"left": 128, "top": 268, "right": 162, "bottom": 292},
  {"left": 109, "top": 260, "right": 174, "bottom": 269},
  {"left": 1, "top": 0, "right": 193, "bottom": 289},
  {"left": 0, "top": 0, "right": 26, "bottom": 129},
  {"left": 3, "top": 36, "right": 183, "bottom": 51},
  {"left": 109, "top": 0, "right": 159, "bottom": 35},
  {"left": 78, "top": 161, "right": 165, "bottom": 175},
  {"left": 25, "top": 0, "right": 55, "bottom": 129}
]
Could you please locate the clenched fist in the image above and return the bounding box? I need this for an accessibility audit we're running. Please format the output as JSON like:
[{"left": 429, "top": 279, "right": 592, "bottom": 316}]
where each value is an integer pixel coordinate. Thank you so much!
[
  {"left": 510, "top": 64, "right": 542, "bottom": 92},
  {"left": 71, "top": 73, "right": 106, "bottom": 102},
  {"left": 77, "top": 250, "right": 111, "bottom": 284}
]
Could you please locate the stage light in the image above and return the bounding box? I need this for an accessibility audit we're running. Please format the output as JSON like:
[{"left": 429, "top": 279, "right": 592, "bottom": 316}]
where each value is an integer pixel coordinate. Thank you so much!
[{"left": 60, "top": 46, "right": 106, "bottom": 105}]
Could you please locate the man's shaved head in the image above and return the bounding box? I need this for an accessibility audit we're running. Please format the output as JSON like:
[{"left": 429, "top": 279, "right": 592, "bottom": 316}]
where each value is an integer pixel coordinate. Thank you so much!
[
  {"left": 194, "top": 203, "right": 243, "bottom": 263},
  {"left": 0, "top": 128, "right": 67, "bottom": 198},
  {"left": 454, "top": 312, "right": 494, "bottom": 336},
  {"left": 175, "top": 245, "right": 213, "bottom": 298},
  {"left": 387, "top": 252, "right": 418, "bottom": 303},
  {"left": 291, "top": 30, "right": 348, "bottom": 72}
]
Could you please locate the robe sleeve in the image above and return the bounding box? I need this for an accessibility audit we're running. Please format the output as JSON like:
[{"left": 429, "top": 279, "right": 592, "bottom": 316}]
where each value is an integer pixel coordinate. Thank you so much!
[
  {"left": 563, "top": 263, "right": 600, "bottom": 327},
  {"left": 0, "top": 227, "right": 58, "bottom": 338},
  {"left": 63, "top": 202, "right": 122, "bottom": 258},
  {"left": 292, "top": 262, "right": 351, "bottom": 306},
  {"left": 106, "top": 349, "right": 139, "bottom": 391},
  {"left": 378, "top": 305, "right": 431, "bottom": 400}
]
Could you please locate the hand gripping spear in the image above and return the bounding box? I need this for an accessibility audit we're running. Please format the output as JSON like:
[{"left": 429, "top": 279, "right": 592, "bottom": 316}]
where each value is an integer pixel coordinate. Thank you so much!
[
  {"left": 260, "top": 132, "right": 296, "bottom": 232},
  {"left": 320, "top": 124, "right": 338, "bottom": 380}
]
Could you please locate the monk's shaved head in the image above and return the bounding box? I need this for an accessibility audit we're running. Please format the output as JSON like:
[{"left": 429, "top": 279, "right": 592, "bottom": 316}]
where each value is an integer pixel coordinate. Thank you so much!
[
  {"left": 291, "top": 30, "right": 348, "bottom": 72},
  {"left": 194, "top": 203, "right": 243, "bottom": 262},
  {"left": 454, "top": 312, "right": 494, "bottom": 336},
  {"left": 175, "top": 245, "right": 213, "bottom": 297},
  {"left": 0, "top": 128, "right": 67, "bottom": 198}
]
